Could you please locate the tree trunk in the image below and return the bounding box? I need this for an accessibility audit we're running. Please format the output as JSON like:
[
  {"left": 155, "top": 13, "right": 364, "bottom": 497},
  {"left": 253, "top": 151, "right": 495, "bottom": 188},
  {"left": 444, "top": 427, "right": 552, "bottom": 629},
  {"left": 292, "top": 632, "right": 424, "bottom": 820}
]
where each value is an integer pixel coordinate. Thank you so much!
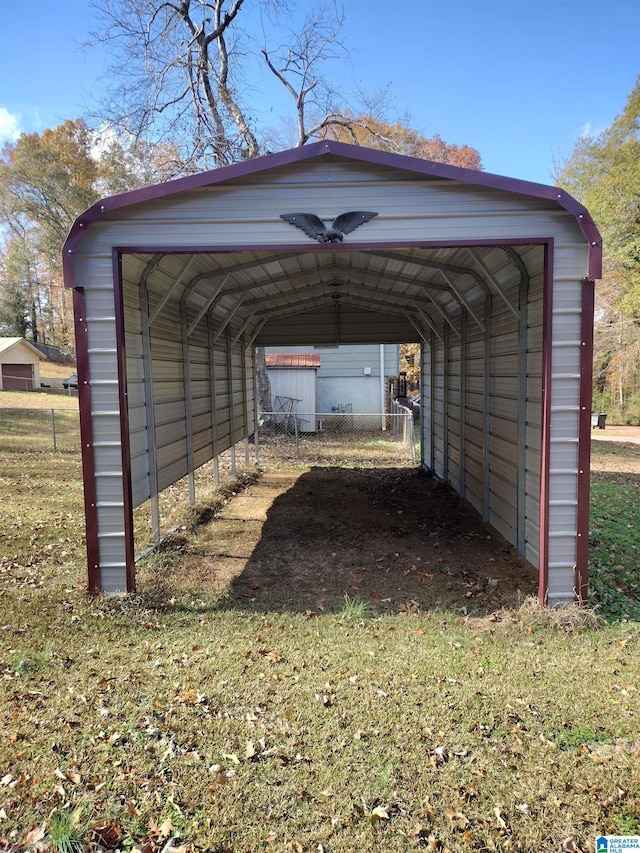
[{"left": 255, "top": 346, "right": 272, "bottom": 412}]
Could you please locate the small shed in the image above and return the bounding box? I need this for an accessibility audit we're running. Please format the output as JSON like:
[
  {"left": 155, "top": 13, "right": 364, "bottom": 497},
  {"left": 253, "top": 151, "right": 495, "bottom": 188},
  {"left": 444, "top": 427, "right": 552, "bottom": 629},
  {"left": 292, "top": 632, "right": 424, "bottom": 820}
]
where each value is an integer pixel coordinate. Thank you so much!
[
  {"left": 266, "top": 352, "right": 319, "bottom": 432},
  {"left": 0, "top": 338, "right": 45, "bottom": 391},
  {"left": 63, "top": 141, "right": 601, "bottom": 605}
]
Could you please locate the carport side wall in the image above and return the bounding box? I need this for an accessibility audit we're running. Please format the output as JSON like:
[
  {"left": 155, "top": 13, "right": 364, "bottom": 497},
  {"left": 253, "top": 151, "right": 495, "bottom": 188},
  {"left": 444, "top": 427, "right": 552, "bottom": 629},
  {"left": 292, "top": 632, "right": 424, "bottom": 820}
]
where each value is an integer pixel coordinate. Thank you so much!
[
  {"left": 121, "top": 253, "right": 255, "bottom": 509},
  {"left": 424, "top": 248, "right": 532, "bottom": 556},
  {"left": 70, "top": 249, "right": 255, "bottom": 594},
  {"left": 73, "top": 254, "right": 128, "bottom": 593},
  {"left": 546, "top": 244, "right": 594, "bottom": 604},
  {"left": 420, "top": 242, "right": 590, "bottom": 604}
]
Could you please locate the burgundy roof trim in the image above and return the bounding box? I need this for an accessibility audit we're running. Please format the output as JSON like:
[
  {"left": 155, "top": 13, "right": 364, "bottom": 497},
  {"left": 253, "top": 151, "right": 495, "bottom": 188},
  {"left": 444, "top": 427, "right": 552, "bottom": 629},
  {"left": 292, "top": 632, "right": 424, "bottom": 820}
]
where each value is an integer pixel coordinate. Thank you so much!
[
  {"left": 62, "top": 140, "right": 602, "bottom": 280},
  {"left": 111, "top": 236, "right": 553, "bottom": 253}
]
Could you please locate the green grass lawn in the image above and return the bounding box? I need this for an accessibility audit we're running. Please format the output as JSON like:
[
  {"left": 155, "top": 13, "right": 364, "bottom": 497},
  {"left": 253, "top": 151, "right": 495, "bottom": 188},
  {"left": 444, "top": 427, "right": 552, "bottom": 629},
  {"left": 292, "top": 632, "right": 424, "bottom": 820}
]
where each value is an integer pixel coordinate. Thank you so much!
[
  {"left": 590, "top": 479, "right": 640, "bottom": 620},
  {"left": 0, "top": 415, "right": 638, "bottom": 852},
  {"left": 589, "top": 440, "right": 640, "bottom": 621}
]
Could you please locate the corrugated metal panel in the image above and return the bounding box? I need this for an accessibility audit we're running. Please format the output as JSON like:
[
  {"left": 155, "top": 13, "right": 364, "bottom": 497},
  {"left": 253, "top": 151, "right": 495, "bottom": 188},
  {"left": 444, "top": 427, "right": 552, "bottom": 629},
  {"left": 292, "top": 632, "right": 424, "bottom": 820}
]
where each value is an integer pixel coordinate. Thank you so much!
[
  {"left": 432, "top": 339, "right": 446, "bottom": 479},
  {"left": 78, "top": 169, "right": 587, "bottom": 259},
  {"left": 421, "top": 340, "right": 432, "bottom": 470},
  {"left": 121, "top": 254, "right": 256, "bottom": 518},
  {"left": 524, "top": 255, "right": 545, "bottom": 570},
  {"left": 75, "top": 257, "right": 129, "bottom": 591}
]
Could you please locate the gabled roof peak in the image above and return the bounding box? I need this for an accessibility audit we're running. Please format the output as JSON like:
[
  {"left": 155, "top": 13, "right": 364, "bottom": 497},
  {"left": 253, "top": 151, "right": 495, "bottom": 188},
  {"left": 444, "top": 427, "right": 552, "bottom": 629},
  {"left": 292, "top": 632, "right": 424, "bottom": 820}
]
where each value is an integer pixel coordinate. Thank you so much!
[{"left": 64, "top": 140, "right": 601, "bottom": 279}]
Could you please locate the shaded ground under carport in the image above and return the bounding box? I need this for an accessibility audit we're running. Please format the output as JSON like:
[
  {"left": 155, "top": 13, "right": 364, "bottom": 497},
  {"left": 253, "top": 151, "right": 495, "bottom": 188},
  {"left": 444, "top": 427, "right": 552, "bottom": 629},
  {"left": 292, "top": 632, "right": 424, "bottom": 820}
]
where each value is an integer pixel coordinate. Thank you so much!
[{"left": 175, "top": 467, "right": 538, "bottom": 616}]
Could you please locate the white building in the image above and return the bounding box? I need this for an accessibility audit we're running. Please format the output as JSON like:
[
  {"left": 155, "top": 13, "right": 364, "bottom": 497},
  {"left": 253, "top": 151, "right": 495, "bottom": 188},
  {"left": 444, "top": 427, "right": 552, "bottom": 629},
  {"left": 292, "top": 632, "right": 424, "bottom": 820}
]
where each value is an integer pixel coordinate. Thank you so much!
[{"left": 0, "top": 338, "right": 45, "bottom": 391}]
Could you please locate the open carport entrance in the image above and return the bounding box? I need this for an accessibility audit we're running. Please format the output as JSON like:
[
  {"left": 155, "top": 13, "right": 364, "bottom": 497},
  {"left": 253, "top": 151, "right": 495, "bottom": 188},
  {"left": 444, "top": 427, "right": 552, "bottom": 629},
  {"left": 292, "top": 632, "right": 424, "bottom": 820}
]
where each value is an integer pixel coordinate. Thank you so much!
[{"left": 64, "top": 141, "right": 600, "bottom": 605}]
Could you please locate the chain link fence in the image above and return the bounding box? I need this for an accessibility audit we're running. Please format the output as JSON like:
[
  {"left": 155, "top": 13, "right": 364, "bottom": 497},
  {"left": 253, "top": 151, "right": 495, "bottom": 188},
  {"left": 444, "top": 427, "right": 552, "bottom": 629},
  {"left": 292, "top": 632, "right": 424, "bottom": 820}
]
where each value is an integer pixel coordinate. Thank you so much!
[
  {"left": 0, "top": 408, "right": 80, "bottom": 453},
  {"left": 1, "top": 402, "right": 416, "bottom": 465},
  {"left": 255, "top": 407, "right": 416, "bottom": 466}
]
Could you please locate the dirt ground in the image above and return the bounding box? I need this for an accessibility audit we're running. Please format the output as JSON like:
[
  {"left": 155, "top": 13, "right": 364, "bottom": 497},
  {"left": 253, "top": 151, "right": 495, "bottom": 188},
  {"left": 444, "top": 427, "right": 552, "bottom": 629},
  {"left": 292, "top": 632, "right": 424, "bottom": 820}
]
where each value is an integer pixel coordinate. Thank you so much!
[
  {"left": 175, "top": 465, "right": 538, "bottom": 617},
  {"left": 146, "top": 427, "right": 640, "bottom": 618},
  {"left": 591, "top": 424, "right": 640, "bottom": 446}
]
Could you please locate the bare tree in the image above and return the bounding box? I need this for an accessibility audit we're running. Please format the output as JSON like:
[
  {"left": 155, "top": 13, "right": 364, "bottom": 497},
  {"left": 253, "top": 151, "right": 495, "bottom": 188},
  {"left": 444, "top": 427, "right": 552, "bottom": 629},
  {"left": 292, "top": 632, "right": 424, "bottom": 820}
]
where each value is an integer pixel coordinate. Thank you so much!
[
  {"left": 90, "top": 0, "right": 359, "bottom": 170},
  {"left": 261, "top": 2, "right": 357, "bottom": 147}
]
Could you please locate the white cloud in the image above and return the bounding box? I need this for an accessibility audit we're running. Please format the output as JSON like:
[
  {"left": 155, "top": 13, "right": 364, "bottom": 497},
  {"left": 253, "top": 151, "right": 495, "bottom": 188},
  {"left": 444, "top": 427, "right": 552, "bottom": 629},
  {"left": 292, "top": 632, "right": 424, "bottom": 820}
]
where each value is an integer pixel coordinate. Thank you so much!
[
  {"left": 578, "top": 121, "right": 606, "bottom": 140},
  {"left": 0, "top": 107, "right": 22, "bottom": 143}
]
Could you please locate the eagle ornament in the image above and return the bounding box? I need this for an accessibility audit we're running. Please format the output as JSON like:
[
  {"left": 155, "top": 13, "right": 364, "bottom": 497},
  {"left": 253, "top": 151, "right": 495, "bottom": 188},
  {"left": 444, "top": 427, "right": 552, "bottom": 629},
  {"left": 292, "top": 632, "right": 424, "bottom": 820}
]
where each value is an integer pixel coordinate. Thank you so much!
[{"left": 280, "top": 211, "right": 378, "bottom": 243}]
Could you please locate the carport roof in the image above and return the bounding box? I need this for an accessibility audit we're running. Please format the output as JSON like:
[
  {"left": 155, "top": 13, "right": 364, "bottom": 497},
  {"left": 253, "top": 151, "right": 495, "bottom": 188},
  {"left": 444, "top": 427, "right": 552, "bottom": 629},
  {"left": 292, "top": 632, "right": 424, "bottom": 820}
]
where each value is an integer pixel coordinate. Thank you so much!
[{"left": 64, "top": 140, "right": 602, "bottom": 281}]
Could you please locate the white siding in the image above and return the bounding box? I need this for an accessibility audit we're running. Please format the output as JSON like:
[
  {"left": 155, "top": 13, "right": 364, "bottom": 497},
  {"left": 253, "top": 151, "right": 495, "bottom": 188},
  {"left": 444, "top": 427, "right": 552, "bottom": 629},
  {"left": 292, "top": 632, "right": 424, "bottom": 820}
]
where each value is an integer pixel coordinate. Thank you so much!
[{"left": 267, "top": 368, "right": 317, "bottom": 431}]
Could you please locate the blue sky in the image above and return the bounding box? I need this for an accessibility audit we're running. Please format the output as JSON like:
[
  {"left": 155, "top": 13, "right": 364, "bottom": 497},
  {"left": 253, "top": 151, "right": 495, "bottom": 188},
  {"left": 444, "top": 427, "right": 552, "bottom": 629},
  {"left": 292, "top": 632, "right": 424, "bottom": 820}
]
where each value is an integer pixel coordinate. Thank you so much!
[{"left": 0, "top": 0, "right": 638, "bottom": 186}]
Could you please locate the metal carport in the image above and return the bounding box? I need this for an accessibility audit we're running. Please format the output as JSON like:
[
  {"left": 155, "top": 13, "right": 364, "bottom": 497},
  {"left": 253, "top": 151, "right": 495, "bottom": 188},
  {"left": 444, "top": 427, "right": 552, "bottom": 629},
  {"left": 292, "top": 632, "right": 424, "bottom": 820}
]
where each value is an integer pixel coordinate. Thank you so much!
[{"left": 63, "top": 141, "right": 601, "bottom": 605}]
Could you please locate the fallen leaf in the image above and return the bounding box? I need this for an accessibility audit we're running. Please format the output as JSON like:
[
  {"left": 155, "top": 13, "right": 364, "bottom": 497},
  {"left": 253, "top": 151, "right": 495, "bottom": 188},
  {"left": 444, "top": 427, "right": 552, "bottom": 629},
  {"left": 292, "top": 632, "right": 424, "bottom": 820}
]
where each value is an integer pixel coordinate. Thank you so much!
[
  {"left": 445, "top": 807, "right": 468, "bottom": 830},
  {"left": 494, "top": 804, "right": 508, "bottom": 829},
  {"left": 369, "top": 805, "right": 390, "bottom": 824},
  {"left": 92, "top": 821, "right": 123, "bottom": 848},
  {"left": 158, "top": 817, "right": 174, "bottom": 839},
  {"left": 23, "top": 826, "right": 45, "bottom": 846},
  {"left": 176, "top": 690, "right": 203, "bottom": 705}
]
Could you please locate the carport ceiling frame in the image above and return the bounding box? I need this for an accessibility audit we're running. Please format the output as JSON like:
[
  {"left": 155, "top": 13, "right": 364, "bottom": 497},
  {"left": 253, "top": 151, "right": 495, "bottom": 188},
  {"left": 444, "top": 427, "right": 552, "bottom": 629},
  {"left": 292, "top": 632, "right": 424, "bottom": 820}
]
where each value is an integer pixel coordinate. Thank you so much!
[{"left": 119, "top": 239, "right": 544, "bottom": 349}]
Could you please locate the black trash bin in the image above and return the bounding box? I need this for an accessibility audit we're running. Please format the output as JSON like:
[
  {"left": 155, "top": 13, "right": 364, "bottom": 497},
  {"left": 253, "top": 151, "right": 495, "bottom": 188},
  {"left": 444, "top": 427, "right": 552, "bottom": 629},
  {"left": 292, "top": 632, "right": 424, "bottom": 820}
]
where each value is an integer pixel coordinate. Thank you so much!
[{"left": 597, "top": 413, "right": 607, "bottom": 430}]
